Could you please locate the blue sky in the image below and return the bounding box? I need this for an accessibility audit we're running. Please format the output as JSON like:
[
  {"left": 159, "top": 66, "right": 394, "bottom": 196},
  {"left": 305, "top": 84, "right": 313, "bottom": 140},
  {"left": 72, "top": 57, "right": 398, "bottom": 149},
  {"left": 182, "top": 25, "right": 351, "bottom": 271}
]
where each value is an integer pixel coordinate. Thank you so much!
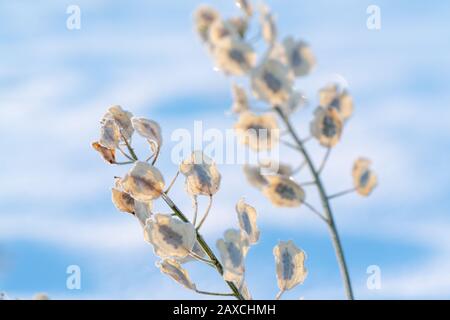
[{"left": 1, "top": 0, "right": 450, "bottom": 299}]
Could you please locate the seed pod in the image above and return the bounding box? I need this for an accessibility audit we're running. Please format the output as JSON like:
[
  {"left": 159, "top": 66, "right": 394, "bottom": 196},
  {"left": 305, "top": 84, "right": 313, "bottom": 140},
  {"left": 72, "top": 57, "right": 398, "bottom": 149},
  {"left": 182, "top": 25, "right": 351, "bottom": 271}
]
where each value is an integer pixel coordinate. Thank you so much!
[
  {"left": 144, "top": 214, "right": 196, "bottom": 259},
  {"left": 234, "top": 111, "right": 279, "bottom": 151},
  {"left": 282, "top": 37, "right": 316, "bottom": 77},
  {"left": 251, "top": 59, "right": 293, "bottom": 106},
  {"left": 262, "top": 176, "right": 305, "bottom": 207},
  {"left": 352, "top": 158, "right": 377, "bottom": 196},
  {"left": 216, "top": 229, "right": 249, "bottom": 283},
  {"left": 121, "top": 161, "right": 165, "bottom": 201},
  {"left": 157, "top": 259, "right": 197, "bottom": 291},
  {"left": 319, "top": 84, "right": 353, "bottom": 122},
  {"left": 131, "top": 117, "right": 162, "bottom": 151},
  {"left": 111, "top": 185, "right": 152, "bottom": 226},
  {"left": 310, "top": 106, "right": 343, "bottom": 148},
  {"left": 273, "top": 240, "right": 307, "bottom": 293},
  {"left": 242, "top": 164, "right": 268, "bottom": 190},
  {"left": 104, "top": 105, "right": 134, "bottom": 140},
  {"left": 211, "top": 39, "right": 256, "bottom": 76},
  {"left": 99, "top": 118, "right": 120, "bottom": 149}
]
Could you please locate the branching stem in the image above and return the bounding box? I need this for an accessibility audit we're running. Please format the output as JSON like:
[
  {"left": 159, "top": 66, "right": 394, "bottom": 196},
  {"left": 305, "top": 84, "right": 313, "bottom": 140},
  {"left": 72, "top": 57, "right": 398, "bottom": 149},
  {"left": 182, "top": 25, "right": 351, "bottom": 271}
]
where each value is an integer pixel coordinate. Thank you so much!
[
  {"left": 161, "top": 192, "right": 244, "bottom": 300},
  {"left": 328, "top": 188, "right": 356, "bottom": 200},
  {"left": 165, "top": 171, "right": 180, "bottom": 194},
  {"left": 274, "top": 106, "right": 354, "bottom": 300},
  {"left": 195, "top": 290, "right": 236, "bottom": 297},
  {"left": 317, "top": 147, "right": 331, "bottom": 175},
  {"left": 189, "top": 251, "right": 215, "bottom": 266},
  {"left": 303, "top": 201, "right": 328, "bottom": 223}
]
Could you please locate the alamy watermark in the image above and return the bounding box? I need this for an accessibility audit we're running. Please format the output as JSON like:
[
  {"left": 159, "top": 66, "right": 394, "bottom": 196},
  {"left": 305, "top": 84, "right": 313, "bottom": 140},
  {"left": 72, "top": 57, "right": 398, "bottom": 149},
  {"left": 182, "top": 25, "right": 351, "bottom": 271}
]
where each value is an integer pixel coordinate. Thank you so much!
[
  {"left": 366, "top": 265, "right": 382, "bottom": 290},
  {"left": 366, "top": 5, "right": 381, "bottom": 30},
  {"left": 66, "top": 5, "right": 81, "bottom": 30}
]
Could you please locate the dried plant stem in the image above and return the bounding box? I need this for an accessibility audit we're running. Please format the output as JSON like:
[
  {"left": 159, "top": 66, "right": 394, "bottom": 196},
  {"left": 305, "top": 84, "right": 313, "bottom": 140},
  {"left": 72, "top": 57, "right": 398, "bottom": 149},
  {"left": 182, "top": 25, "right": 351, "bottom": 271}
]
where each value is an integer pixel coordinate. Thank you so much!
[
  {"left": 189, "top": 251, "right": 215, "bottom": 266},
  {"left": 165, "top": 171, "right": 180, "bottom": 194},
  {"left": 161, "top": 192, "right": 244, "bottom": 300},
  {"left": 120, "top": 132, "right": 139, "bottom": 161},
  {"left": 195, "top": 289, "right": 236, "bottom": 297},
  {"left": 196, "top": 195, "right": 213, "bottom": 230},
  {"left": 121, "top": 142, "right": 243, "bottom": 299},
  {"left": 275, "top": 106, "right": 354, "bottom": 300},
  {"left": 117, "top": 145, "right": 134, "bottom": 161},
  {"left": 328, "top": 188, "right": 356, "bottom": 200},
  {"left": 192, "top": 196, "right": 199, "bottom": 225}
]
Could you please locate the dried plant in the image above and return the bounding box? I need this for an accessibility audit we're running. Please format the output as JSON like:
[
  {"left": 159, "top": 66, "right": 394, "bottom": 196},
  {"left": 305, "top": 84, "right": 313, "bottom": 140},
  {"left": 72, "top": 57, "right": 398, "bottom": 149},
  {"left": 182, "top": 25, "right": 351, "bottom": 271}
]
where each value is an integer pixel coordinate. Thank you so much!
[
  {"left": 92, "top": 101, "right": 310, "bottom": 300},
  {"left": 93, "top": 106, "right": 252, "bottom": 299},
  {"left": 193, "top": 0, "right": 378, "bottom": 300}
]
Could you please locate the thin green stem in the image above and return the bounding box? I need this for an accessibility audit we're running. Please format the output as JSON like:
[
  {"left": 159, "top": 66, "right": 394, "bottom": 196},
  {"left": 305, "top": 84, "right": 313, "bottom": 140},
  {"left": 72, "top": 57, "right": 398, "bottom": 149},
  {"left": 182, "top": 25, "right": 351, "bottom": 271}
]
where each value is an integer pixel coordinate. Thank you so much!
[
  {"left": 117, "top": 145, "right": 134, "bottom": 161},
  {"left": 275, "top": 106, "right": 354, "bottom": 300},
  {"left": 303, "top": 201, "right": 328, "bottom": 223},
  {"left": 328, "top": 188, "right": 356, "bottom": 200},
  {"left": 275, "top": 289, "right": 285, "bottom": 300},
  {"left": 317, "top": 147, "right": 331, "bottom": 175},
  {"left": 292, "top": 161, "right": 307, "bottom": 175},
  {"left": 281, "top": 139, "right": 301, "bottom": 151},
  {"left": 120, "top": 131, "right": 138, "bottom": 161},
  {"left": 151, "top": 144, "right": 161, "bottom": 166},
  {"left": 161, "top": 192, "right": 244, "bottom": 300},
  {"left": 196, "top": 195, "right": 213, "bottom": 231}
]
